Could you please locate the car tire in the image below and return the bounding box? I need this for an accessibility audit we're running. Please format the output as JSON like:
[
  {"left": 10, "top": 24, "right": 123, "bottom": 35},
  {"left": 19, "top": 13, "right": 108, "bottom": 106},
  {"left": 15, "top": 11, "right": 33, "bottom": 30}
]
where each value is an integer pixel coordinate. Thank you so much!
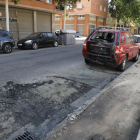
[
  {"left": 32, "top": 42, "right": 38, "bottom": 50},
  {"left": 132, "top": 52, "right": 139, "bottom": 62},
  {"left": 3, "top": 43, "right": 12, "bottom": 53},
  {"left": 85, "top": 58, "right": 90, "bottom": 65},
  {"left": 53, "top": 41, "right": 58, "bottom": 47},
  {"left": 117, "top": 56, "right": 127, "bottom": 71}
]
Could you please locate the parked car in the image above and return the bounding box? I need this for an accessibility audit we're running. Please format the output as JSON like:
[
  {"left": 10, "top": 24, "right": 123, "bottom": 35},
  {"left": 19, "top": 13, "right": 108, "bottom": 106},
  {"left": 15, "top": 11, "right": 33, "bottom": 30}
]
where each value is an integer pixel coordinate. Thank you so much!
[
  {"left": 75, "top": 31, "right": 80, "bottom": 37},
  {"left": 82, "top": 27, "right": 139, "bottom": 71},
  {"left": 0, "top": 29, "right": 15, "bottom": 53},
  {"left": 17, "top": 32, "right": 58, "bottom": 50},
  {"left": 134, "top": 35, "right": 140, "bottom": 42},
  {"left": 134, "top": 35, "right": 140, "bottom": 53}
]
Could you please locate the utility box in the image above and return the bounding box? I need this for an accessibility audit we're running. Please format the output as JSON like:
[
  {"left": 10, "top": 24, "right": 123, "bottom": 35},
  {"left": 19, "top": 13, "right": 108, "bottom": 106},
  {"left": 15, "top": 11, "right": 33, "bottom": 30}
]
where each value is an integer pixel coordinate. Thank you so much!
[{"left": 58, "top": 30, "right": 76, "bottom": 45}]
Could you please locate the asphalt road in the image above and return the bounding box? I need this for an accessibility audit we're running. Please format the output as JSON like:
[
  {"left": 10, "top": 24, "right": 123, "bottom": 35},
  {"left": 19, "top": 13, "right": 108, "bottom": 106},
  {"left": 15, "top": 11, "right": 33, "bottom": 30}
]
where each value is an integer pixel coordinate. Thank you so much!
[{"left": 0, "top": 43, "right": 135, "bottom": 140}]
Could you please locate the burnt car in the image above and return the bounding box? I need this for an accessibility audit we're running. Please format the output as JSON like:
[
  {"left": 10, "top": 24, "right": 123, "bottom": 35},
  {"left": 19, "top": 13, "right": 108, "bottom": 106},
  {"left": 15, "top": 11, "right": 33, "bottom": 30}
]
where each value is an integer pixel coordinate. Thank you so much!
[
  {"left": 82, "top": 27, "right": 139, "bottom": 71},
  {"left": 17, "top": 32, "right": 58, "bottom": 50},
  {"left": 0, "top": 29, "right": 15, "bottom": 53}
]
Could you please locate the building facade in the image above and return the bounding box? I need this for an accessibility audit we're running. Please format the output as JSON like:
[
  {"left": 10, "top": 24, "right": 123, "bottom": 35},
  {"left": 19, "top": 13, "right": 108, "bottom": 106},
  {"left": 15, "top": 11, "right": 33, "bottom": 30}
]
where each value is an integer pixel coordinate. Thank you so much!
[
  {"left": 55, "top": 0, "right": 108, "bottom": 36},
  {"left": 0, "top": 0, "right": 62, "bottom": 43}
]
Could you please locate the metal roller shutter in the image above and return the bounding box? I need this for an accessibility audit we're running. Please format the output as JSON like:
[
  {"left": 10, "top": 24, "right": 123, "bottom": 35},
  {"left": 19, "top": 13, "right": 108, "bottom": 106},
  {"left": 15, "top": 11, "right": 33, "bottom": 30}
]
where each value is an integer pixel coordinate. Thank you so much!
[
  {"left": 17, "top": 9, "right": 33, "bottom": 40},
  {"left": 0, "top": 7, "right": 18, "bottom": 42},
  {"left": 65, "top": 25, "right": 74, "bottom": 30},
  {"left": 77, "top": 25, "right": 84, "bottom": 36},
  {"left": 37, "top": 12, "right": 51, "bottom": 32},
  {"left": 0, "top": 7, "right": 6, "bottom": 30},
  {"left": 55, "top": 25, "right": 60, "bottom": 30},
  {"left": 89, "top": 24, "right": 96, "bottom": 34}
]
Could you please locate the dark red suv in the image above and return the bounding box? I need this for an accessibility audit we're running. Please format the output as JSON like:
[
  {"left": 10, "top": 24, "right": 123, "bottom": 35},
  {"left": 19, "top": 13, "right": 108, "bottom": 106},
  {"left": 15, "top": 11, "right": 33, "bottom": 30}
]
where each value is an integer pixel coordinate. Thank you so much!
[{"left": 82, "top": 27, "right": 139, "bottom": 71}]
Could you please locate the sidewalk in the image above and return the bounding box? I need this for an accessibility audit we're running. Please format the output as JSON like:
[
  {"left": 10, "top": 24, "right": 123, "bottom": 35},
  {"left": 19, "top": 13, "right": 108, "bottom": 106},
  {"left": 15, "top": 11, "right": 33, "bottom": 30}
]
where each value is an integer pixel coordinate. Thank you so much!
[{"left": 45, "top": 60, "right": 140, "bottom": 140}]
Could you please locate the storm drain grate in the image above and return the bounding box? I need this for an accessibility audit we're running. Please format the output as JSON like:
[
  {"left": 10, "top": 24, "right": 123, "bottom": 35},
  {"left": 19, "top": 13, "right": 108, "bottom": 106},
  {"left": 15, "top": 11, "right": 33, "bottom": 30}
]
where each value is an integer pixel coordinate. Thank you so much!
[{"left": 13, "top": 131, "right": 34, "bottom": 140}]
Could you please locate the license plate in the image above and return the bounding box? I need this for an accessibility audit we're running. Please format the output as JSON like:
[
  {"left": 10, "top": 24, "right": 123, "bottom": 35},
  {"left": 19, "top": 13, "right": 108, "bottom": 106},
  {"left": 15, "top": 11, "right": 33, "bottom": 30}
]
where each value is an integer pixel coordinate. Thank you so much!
[{"left": 18, "top": 44, "right": 22, "bottom": 46}]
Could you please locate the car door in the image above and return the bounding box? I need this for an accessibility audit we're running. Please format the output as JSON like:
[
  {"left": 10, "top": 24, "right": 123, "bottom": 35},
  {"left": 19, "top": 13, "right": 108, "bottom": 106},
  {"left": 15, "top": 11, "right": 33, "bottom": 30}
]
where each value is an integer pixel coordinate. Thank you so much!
[
  {"left": 46, "top": 33, "right": 54, "bottom": 45},
  {"left": 39, "top": 33, "right": 47, "bottom": 46}
]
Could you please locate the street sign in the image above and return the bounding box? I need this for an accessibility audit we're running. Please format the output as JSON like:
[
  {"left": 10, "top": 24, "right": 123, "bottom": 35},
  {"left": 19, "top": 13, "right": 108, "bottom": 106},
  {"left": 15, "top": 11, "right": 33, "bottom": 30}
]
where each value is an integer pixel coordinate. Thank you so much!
[{"left": 0, "top": 17, "right": 17, "bottom": 22}]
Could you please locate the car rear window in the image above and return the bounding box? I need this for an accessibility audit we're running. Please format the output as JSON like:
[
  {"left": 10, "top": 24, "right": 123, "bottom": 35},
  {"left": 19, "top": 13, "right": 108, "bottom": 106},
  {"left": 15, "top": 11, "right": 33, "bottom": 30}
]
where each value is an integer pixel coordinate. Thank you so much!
[
  {"left": 76, "top": 32, "right": 79, "bottom": 33},
  {"left": 90, "top": 31, "right": 115, "bottom": 43}
]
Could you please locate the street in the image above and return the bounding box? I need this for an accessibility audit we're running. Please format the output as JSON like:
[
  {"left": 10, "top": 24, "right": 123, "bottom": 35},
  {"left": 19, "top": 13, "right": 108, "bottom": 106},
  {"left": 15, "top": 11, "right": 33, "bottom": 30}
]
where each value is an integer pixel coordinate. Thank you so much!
[{"left": 0, "top": 43, "right": 135, "bottom": 140}]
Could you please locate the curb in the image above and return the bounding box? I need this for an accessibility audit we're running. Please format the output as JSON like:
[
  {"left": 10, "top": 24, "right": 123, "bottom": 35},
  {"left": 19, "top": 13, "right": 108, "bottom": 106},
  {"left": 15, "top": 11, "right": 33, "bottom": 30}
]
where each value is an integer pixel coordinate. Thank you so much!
[
  {"left": 137, "top": 129, "right": 140, "bottom": 140},
  {"left": 44, "top": 59, "right": 140, "bottom": 140}
]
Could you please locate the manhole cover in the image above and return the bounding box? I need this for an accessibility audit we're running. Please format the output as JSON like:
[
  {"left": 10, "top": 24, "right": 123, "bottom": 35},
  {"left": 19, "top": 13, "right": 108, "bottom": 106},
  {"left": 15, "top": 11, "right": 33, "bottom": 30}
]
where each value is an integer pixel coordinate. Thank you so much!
[{"left": 13, "top": 131, "right": 34, "bottom": 140}]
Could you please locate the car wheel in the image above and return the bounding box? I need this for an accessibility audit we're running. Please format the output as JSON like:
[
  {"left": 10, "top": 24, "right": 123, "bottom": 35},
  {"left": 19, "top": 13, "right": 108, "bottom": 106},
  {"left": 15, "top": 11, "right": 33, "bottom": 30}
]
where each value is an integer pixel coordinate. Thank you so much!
[
  {"left": 117, "top": 56, "right": 127, "bottom": 71},
  {"left": 132, "top": 52, "right": 139, "bottom": 62},
  {"left": 32, "top": 42, "right": 38, "bottom": 50},
  {"left": 85, "top": 58, "right": 90, "bottom": 65},
  {"left": 3, "top": 43, "right": 12, "bottom": 53},
  {"left": 53, "top": 41, "right": 58, "bottom": 47}
]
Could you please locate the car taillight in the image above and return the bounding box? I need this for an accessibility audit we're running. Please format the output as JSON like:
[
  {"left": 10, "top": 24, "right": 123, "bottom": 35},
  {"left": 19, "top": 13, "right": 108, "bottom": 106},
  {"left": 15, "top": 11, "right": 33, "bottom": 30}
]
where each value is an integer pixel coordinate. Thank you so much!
[
  {"left": 115, "top": 45, "right": 123, "bottom": 56},
  {"left": 83, "top": 40, "right": 87, "bottom": 50},
  {"left": 12, "top": 36, "right": 14, "bottom": 40}
]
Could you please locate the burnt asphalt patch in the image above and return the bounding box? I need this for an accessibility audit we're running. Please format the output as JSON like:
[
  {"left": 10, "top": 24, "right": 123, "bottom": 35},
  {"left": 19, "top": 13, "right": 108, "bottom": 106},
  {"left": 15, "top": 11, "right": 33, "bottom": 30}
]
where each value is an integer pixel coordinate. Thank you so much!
[{"left": 0, "top": 77, "right": 92, "bottom": 140}]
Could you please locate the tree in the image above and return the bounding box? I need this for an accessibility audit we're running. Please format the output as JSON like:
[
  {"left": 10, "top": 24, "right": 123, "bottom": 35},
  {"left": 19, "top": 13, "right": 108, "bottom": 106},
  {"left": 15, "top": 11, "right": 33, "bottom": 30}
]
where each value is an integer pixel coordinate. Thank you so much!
[
  {"left": 54, "top": 0, "right": 81, "bottom": 29},
  {"left": 108, "top": 0, "right": 140, "bottom": 25},
  {"left": 11, "top": 0, "right": 20, "bottom": 4}
]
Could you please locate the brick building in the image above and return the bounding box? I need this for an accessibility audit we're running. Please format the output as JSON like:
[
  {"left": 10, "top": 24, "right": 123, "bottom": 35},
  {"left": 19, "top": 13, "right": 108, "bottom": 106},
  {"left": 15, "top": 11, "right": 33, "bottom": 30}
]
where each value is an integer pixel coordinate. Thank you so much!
[
  {"left": 55, "top": 0, "right": 108, "bottom": 36},
  {"left": 0, "top": 0, "right": 62, "bottom": 42}
]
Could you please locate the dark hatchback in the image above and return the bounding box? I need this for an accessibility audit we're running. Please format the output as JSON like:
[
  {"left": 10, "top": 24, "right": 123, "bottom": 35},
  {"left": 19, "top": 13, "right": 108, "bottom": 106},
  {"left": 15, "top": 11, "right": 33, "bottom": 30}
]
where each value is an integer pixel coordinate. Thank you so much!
[
  {"left": 0, "top": 29, "right": 15, "bottom": 53},
  {"left": 17, "top": 32, "right": 58, "bottom": 50}
]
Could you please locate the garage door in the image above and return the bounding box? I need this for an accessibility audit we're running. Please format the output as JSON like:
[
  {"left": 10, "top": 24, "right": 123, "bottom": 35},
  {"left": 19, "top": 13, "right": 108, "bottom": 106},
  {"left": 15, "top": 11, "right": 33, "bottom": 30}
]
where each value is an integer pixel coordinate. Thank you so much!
[
  {"left": 55, "top": 25, "right": 60, "bottom": 30},
  {"left": 77, "top": 25, "right": 84, "bottom": 36},
  {"left": 0, "top": 7, "right": 18, "bottom": 42},
  {"left": 89, "top": 24, "right": 96, "bottom": 34},
  {"left": 65, "top": 25, "right": 74, "bottom": 30},
  {"left": 17, "top": 9, "right": 33, "bottom": 40},
  {"left": 37, "top": 12, "right": 51, "bottom": 32}
]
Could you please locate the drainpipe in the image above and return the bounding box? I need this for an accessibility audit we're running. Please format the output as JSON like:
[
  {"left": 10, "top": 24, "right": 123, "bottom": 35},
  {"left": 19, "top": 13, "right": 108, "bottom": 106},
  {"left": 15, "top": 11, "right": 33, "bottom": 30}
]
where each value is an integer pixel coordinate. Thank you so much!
[{"left": 5, "top": 0, "right": 9, "bottom": 31}]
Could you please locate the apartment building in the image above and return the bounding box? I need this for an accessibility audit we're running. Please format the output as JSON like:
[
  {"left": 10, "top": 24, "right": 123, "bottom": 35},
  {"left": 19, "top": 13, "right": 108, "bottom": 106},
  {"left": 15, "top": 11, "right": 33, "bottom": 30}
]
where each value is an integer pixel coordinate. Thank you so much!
[
  {"left": 0, "top": 0, "right": 62, "bottom": 42},
  {"left": 55, "top": 0, "right": 108, "bottom": 36}
]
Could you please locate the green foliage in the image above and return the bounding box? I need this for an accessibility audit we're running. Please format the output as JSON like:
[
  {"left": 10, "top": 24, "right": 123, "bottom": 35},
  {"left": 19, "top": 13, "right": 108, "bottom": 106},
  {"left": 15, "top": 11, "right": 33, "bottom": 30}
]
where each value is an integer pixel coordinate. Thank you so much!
[
  {"left": 109, "top": 0, "right": 140, "bottom": 24},
  {"left": 11, "top": 0, "right": 20, "bottom": 4},
  {"left": 54, "top": 0, "right": 81, "bottom": 9}
]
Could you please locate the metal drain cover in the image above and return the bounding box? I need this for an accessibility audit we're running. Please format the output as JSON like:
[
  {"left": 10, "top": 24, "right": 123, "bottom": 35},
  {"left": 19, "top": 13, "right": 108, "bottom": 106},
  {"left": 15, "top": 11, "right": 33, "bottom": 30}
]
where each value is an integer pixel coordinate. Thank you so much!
[{"left": 13, "top": 131, "right": 34, "bottom": 140}]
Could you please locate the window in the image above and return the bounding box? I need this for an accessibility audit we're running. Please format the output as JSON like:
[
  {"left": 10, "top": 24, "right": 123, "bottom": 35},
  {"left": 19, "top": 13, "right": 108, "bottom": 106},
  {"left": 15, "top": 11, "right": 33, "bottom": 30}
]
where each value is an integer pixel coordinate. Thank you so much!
[
  {"left": 100, "top": 5, "right": 102, "bottom": 11},
  {"left": 104, "top": 7, "right": 106, "bottom": 12},
  {"left": 66, "top": 15, "right": 74, "bottom": 20},
  {"left": 126, "top": 33, "right": 131, "bottom": 44},
  {"left": 47, "top": 33, "right": 53, "bottom": 37},
  {"left": 40, "top": 33, "right": 47, "bottom": 37},
  {"left": 90, "top": 32, "right": 115, "bottom": 43},
  {"left": 95, "top": 3, "right": 97, "bottom": 9},
  {"left": 46, "top": 0, "right": 52, "bottom": 4},
  {"left": 77, "top": 3, "right": 82, "bottom": 9},
  {"left": 55, "top": 15, "right": 60, "bottom": 20},
  {"left": 98, "top": 17, "right": 103, "bottom": 22},
  {"left": 90, "top": 15, "right": 96, "bottom": 21},
  {"left": 78, "top": 15, "right": 85, "bottom": 20},
  {"left": 130, "top": 34, "right": 136, "bottom": 43},
  {"left": 121, "top": 33, "right": 124, "bottom": 43}
]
